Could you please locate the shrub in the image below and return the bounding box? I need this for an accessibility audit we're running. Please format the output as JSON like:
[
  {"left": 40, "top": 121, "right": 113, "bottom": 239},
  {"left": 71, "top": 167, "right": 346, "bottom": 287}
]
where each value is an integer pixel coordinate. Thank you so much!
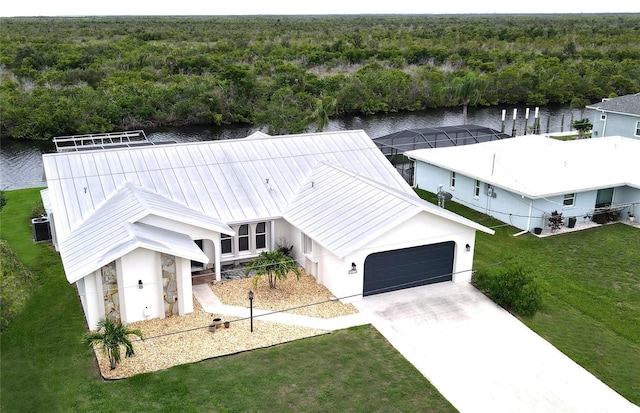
[
  {"left": 0, "top": 190, "right": 7, "bottom": 212},
  {"left": 0, "top": 240, "right": 35, "bottom": 332},
  {"left": 548, "top": 210, "right": 564, "bottom": 232},
  {"left": 472, "top": 261, "right": 542, "bottom": 317}
]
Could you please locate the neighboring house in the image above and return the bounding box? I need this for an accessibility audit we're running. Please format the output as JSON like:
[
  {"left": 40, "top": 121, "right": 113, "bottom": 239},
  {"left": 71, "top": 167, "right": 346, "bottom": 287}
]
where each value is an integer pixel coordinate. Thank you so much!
[
  {"left": 41, "top": 130, "right": 493, "bottom": 330},
  {"left": 586, "top": 93, "right": 640, "bottom": 139},
  {"left": 406, "top": 135, "right": 639, "bottom": 233}
]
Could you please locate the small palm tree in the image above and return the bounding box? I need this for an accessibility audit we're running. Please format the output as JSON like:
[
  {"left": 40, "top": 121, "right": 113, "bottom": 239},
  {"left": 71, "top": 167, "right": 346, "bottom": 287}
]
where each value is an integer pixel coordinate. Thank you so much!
[
  {"left": 245, "top": 250, "right": 302, "bottom": 289},
  {"left": 83, "top": 317, "right": 143, "bottom": 370},
  {"left": 571, "top": 118, "right": 593, "bottom": 139}
]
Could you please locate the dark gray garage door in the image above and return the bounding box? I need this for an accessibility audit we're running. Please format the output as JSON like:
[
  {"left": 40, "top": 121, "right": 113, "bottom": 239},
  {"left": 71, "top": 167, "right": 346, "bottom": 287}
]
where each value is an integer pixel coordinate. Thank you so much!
[{"left": 363, "top": 241, "right": 455, "bottom": 296}]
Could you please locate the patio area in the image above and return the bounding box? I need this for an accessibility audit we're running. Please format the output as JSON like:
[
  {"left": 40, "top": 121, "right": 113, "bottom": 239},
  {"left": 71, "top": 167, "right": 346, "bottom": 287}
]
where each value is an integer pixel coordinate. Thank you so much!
[{"left": 533, "top": 217, "right": 639, "bottom": 238}]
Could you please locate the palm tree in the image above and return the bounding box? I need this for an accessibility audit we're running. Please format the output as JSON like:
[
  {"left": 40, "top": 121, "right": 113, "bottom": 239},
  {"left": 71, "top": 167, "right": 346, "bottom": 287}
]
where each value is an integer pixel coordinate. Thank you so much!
[
  {"left": 83, "top": 317, "right": 143, "bottom": 370},
  {"left": 571, "top": 118, "right": 593, "bottom": 139},
  {"left": 447, "top": 73, "right": 488, "bottom": 124},
  {"left": 245, "top": 250, "right": 302, "bottom": 289},
  {"left": 307, "top": 96, "right": 337, "bottom": 132}
]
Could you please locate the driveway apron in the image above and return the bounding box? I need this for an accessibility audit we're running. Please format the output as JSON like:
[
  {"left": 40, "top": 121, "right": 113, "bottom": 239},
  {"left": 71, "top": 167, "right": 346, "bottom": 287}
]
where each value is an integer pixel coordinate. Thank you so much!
[{"left": 353, "top": 282, "right": 639, "bottom": 413}]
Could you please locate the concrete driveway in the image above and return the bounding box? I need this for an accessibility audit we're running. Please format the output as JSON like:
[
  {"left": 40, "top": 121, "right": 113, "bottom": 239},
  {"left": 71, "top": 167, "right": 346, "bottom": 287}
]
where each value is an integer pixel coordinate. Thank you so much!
[{"left": 352, "top": 282, "right": 639, "bottom": 413}]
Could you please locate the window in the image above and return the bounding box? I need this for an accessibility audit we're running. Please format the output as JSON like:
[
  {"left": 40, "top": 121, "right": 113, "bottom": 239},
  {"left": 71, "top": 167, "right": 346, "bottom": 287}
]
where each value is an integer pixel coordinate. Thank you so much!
[
  {"left": 450, "top": 171, "right": 456, "bottom": 188},
  {"left": 563, "top": 193, "right": 576, "bottom": 207},
  {"left": 221, "top": 234, "right": 232, "bottom": 254},
  {"left": 303, "top": 233, "right": 313, "bottom": 255},
  {"left": 600, "top": 114, "right": 606, "bottom": 121},
  {"left": 238, "top": 224, "right": 249, "bottom": 252},
  {"left": 474, "top": 180, "right": 481, "bottom": 198},
  {"left": 256, "top": 222, "right": 267, "bottom": 250},
  {"left": 635, "top": 121, "right": 640, "bottom": 136}
]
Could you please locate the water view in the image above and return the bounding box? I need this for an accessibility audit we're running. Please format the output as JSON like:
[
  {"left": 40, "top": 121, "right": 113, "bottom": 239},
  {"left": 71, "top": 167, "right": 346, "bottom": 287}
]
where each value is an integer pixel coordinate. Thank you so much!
[{"left": 1, "top": 104, "right": 581, "bottom": 190}]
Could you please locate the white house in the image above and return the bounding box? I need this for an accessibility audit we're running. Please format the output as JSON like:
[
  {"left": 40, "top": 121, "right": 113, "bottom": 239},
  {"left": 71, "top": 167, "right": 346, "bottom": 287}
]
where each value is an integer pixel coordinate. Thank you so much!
[
  {"left": 41, "top": 130, "right": 493, "bottom": 330},
  {"left": 406, "top": 134, "right": 640, "bottom": 233},
  {"left": 587, "top": 93, "right": 640, "bottom": 139}
]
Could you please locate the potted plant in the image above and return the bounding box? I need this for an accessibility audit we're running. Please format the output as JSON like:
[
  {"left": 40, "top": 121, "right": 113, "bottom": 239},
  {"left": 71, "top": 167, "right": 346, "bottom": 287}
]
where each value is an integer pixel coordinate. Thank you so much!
[{"left": 548, "top": 210, "right": 564, "bottom": 232}]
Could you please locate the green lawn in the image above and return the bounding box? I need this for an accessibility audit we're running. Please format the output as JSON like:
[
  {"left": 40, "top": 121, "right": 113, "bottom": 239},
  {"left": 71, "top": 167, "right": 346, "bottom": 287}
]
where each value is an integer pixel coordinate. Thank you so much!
[
  {"left": 3, "top": 187, "right": 639, "bottom": 412},
  {"left": 417, "top": 189, "right": 640, "bottom": 405},
  {"left": 0, "top": 188, "right": 456, "bottom": 413}
]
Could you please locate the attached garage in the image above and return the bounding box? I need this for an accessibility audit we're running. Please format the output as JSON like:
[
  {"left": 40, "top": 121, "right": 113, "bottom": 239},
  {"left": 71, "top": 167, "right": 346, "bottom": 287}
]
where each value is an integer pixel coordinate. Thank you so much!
[{"left": 363, "top": 241, "right": 455, "bottom": 296}]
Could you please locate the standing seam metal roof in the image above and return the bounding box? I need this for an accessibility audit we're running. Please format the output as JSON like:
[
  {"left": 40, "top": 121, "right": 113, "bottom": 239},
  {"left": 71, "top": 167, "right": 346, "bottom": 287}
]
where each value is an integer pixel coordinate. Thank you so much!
[{"left": 43, "top": 130, "right": 493, "bottom": 282}]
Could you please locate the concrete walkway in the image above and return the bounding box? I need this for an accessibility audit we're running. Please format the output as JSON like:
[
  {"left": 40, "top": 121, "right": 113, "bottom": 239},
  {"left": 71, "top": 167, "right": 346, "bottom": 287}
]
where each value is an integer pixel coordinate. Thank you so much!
[
  {"left": 192, "top": 284, "right": 368, "bottom": 331},
  {"left": 193, "top": 282, "right": 639, "bottom": 413}
]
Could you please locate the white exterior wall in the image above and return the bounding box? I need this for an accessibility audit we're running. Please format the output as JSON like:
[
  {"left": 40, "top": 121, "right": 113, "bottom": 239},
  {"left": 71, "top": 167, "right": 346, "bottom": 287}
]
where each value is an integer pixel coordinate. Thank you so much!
[
  {"left": 81, "top": 249, "right": 194, "bottom": 330},
  {"left": 361, "top": 212, "right": 476, "bottom": 282},
  {"left": 314, "top": 244, "right": 353, "bottom": 300},
  {"left": 119, "top": 248, "right": 162, "bottom": 324},
  {"left": 177, "top": 257, "right": 193, "bottom": 315},
  {"left": 77, "top": 273, "right": 106, "bottom": 330},
  {"left": 118, "top": 248, "right": 195, "bottom": 325},
  {"left": 316, "top": 211, "right": 477, "bottom": 303}
]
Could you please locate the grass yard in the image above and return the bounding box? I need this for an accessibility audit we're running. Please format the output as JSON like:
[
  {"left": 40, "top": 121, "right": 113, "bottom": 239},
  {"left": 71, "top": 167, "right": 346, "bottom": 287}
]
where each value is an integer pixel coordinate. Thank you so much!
[
  {"left": 417, "top": 189, "right": 640, "bottom": 406},
  {"left": 0, "top": 188, "right": 456, "bottom": 413}
]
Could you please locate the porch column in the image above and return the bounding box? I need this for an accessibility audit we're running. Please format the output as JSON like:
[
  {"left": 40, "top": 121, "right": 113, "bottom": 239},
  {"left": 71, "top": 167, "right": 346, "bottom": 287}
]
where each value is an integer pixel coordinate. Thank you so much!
[{"left": 214, "top": 234, "right": 222, "bottom": 282}]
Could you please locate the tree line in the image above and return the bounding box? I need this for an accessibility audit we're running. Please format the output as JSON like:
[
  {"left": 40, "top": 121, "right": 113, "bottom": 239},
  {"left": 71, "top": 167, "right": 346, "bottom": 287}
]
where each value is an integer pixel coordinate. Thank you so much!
[{"left": 1, "top": 14, "right": 639, "bottom": 140}]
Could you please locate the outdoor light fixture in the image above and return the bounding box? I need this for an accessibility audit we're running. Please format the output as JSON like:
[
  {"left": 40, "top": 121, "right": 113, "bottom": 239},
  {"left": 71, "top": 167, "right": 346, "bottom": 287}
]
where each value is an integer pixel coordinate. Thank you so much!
[
  {"left": 349, "top": 262, "right": 357, "bottom": 274},
  {"left": 248, "top": 290, "right": 254, "bottom": 332},
  {"left": 138, "top": 280, "right": 143, "bottom": 289},
  {"left": 466, "top": 244, "right": 471, "bottom": 252}
]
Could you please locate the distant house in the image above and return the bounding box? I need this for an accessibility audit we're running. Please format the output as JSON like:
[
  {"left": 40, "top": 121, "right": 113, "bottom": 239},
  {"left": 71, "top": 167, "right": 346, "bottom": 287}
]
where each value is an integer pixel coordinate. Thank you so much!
[
  {"left": 406, "top": 135, "right": 639, "bottom": 233},
  {"left": 41, "top": 130, "right": 492, "bottom": 330},
  {"left": 586, "top": 93, "right": 640, "bottom": 139}
]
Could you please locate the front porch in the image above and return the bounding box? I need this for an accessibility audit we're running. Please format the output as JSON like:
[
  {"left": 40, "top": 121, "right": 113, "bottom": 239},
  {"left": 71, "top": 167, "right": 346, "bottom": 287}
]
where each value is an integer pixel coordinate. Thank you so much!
[{"left": 191, "top": 264, "right": 250, "bottom": 285}]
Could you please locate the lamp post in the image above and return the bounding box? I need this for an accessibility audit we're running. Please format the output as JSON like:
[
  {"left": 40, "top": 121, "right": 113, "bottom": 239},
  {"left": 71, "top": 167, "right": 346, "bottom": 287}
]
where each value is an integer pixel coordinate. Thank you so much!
[{"left": 248, "top": 290, "right": 254, "bottom": 332}]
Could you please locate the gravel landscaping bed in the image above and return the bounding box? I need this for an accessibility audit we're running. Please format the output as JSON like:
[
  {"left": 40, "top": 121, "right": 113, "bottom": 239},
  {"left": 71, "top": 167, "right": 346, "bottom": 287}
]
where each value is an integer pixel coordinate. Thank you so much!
[
  {"left": 211, "top": 273, "right": 359, "bottom": 318},
  {"left": 90, "top": 273, "right": 358, "bottom": 379}
]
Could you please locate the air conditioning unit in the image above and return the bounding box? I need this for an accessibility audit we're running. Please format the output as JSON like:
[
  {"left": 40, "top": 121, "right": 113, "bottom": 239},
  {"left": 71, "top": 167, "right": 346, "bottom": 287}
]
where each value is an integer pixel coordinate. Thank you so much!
[
  {"left": 485, "top": 184, "right": 497, "bottom": 198},
  {"left": 32, "top": 216, "right": 52, "bottom": 242}
]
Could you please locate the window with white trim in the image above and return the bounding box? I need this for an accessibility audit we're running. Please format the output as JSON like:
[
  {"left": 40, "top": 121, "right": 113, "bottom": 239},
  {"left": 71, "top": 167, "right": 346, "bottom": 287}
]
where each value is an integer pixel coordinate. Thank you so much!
[
  {"left": 600, "top": 114, "right": 607, "bottom": 121},
  {"left": 302, "top": 233, "right": 313, "bottom": 255},
  {"left": 450, "top": 171, "right": 456, "bottom": 188},
  {"left": 563, "top": 193, "right": 576, "bottom": 207},
  {"left": 635, "top": 120, "right": 640, "bottom": 136},
  {"left": 256, "top": 222, "right": 267, "bottom": 250},
  {"left": 474, "top": 180, "right": 481, "bottom": 198},
  {"left": 238, "top": 224, "right": 249, "bottom": 252},
  {"left": 221, "top": 234, "right": 232, "bottom": 254}
]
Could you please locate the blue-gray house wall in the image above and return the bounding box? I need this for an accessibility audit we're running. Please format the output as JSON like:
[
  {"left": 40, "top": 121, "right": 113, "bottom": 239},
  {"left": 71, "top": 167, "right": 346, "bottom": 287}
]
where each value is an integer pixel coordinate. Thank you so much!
[
  {"left": 590, "top": 111, "right": 640, "bottom": 139},
  {"left": 414, "top": 161, "right": 638, "bottom": 232}
]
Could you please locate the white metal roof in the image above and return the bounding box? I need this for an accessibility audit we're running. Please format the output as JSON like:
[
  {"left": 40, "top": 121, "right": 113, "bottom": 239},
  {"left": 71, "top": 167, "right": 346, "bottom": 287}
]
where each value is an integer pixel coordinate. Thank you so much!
[
  {"left": 285, "top": 162, "right": 493, "bottom": 258},
  {"left": 406, "top": 135, "right": 640, "bottom": 198},
  {"left": 43, "top": 129, "right": 493, "bottom": 282},
  {"left": 58, "top": 183, "right": 230, "bottom": 283},
  {"left": 43, "top": 130, "right": 410, "bottom": 238}
]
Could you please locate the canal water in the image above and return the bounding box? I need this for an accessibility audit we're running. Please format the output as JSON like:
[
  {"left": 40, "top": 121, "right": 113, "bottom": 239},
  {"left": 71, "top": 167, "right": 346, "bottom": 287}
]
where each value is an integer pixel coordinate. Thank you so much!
[{"left": 0, "top": 104, "right": 580, "bottom": 190}]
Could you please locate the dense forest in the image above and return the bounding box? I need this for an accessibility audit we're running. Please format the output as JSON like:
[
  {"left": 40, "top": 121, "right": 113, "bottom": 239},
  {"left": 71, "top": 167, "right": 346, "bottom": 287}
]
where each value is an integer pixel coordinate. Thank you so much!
[{"left": 1, "top": 14, "right": 639, "bottom": 140}]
